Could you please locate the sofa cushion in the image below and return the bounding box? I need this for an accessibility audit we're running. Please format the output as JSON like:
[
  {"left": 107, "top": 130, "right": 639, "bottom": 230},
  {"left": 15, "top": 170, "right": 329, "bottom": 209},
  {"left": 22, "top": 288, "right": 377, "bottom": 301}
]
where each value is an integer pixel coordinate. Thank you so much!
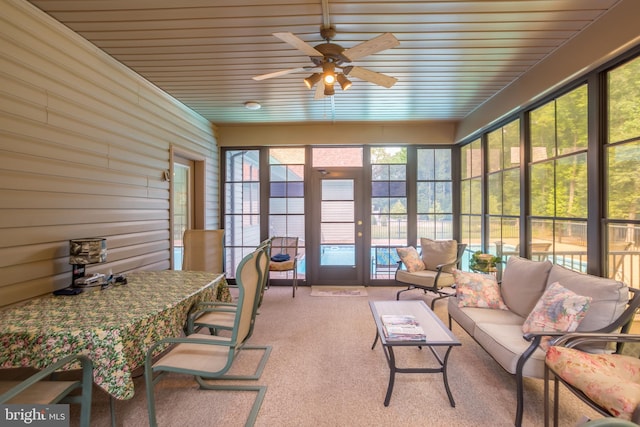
[
  {"left": 420, "top": 238, "right": 458, "bottom": 273},
  {"left": 395, "top": 269, "right": 455, "bottom": 288},
  {"left": 501, "top": 256, "right": 553, "bottom": 318},
  {"left": 547, "top": 264, "right": 629, "bottom": 332},
  {"left": 453, "top": 269, "right": 508, "bottom": 310},
  {"left": 546, "top": 346, "right": 640, "bottom": 420},
  {"left": 448, "top": 297, "right": 525, "bottom": 337},
  {"left": 396, "top": 246, "right": 425, "bottom": 273},
  {"left": 522, "top": 282, "right": 592, "bottom": 350},
  {"left": 474, "top": 322, "right": 546, "bottom": 378}
]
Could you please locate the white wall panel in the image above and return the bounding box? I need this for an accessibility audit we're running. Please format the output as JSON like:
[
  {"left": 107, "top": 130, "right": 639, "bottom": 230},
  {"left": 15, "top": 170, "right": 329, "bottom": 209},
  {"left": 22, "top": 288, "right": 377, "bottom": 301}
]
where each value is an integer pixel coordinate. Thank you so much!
[{"left": 0, "top": 0, "right": 219, "bottom": 305}]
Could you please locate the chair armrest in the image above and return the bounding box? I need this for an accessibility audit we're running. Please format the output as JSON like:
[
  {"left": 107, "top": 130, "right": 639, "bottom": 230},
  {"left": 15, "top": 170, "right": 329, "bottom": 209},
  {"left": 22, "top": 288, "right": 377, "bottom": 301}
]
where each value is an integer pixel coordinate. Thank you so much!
[
  {"left": 518, "top": 331, "right": 567, "bottom": 369},
  {"left": 188, "top": 305, "right": 237, "bottom": 328},
  {"left": 551, "top": 332, "right": 640, "bottom": 349},
  {"left": 0, "top": 354, "right": 93, "bottom": 404},
  {"left": 435, "top": 260, "right": 457, "bottom": 271},
  {"left": 192, "top": 301, "right": 237, "bottom": 309},
  {"left": 523, "top": 331, "right": 567, "bottom": 343},
  {"left": 147, "top": 335, "right": 235, "bottom": 358}
]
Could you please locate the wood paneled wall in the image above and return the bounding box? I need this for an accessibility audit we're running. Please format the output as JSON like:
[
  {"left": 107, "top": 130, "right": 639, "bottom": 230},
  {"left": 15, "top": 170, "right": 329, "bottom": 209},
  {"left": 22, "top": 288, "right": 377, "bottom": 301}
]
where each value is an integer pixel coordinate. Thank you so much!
[{"left": 0, "top": 0, "right": 219, "bottom": 305}]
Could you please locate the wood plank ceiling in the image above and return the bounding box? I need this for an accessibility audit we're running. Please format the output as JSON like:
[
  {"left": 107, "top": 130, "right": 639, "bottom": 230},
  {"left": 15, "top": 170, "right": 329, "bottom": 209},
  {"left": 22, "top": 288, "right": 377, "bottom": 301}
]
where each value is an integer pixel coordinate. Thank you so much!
[{"left": 27, "top": 0, "right": 621, "bottom": 124}]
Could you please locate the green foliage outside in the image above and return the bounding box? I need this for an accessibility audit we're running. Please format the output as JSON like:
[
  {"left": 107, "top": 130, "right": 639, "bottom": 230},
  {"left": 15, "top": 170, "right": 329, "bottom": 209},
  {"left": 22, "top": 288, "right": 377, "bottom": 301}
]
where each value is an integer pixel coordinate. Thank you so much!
[
  {"left": 608, "top": 56, "right": 640, "bottom": 221},
  {"left": 371, "top": 147, "right": 454, "bottom": 237}
]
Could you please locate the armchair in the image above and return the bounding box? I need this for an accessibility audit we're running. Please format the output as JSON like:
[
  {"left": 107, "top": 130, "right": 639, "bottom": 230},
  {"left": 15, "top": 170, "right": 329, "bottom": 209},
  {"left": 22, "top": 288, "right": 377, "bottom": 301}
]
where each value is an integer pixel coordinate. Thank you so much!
[
  {"left": 0, "top": 354, "right": 93, "bottom": 427},
  {"left": 544, "top": 332, "right": 640, "bottom": 427},
  {"left": 395, "top": 239, "right": 467, "bottom": 309}
]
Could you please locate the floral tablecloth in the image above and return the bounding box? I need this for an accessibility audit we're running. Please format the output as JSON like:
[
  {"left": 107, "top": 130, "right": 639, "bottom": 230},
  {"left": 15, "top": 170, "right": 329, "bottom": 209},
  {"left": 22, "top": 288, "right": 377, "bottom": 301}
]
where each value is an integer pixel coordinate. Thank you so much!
[{"left": 0, "top": 270, "right": 230, "bottom": 400}]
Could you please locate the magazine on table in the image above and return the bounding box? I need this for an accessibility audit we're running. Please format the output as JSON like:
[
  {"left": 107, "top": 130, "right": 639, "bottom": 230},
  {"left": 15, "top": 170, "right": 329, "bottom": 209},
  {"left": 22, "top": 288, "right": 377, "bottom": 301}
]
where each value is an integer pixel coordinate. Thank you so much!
[{"left": 381, "top": 314, "right": 426, "bottom": 341}]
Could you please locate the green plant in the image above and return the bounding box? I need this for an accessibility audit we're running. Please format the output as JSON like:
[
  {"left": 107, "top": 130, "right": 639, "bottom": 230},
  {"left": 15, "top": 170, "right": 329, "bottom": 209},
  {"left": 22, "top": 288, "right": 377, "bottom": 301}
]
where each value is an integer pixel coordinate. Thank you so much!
[{"left": 469, "top": 250, "right": 503, "bottom": 273}]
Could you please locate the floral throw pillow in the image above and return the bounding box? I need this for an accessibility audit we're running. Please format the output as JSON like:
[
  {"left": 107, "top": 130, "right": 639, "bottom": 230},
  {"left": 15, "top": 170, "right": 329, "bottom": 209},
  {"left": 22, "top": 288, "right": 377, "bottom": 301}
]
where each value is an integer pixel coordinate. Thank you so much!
[
  {"left": 396, "top": 246, "right": 425, "bottom": 273},
  {"left": 522, "top": 281, "right": 592, "bottom": 350},
  {"left": 453, "top": 269, "right": 508, "bottom": 310}
]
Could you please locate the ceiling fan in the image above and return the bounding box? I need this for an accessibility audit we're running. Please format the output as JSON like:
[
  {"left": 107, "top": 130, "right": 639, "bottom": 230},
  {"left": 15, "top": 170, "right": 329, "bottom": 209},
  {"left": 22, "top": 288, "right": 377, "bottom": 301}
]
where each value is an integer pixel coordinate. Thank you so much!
[{"left": 253, "top": 26, "right": 400, "bottom": 99}]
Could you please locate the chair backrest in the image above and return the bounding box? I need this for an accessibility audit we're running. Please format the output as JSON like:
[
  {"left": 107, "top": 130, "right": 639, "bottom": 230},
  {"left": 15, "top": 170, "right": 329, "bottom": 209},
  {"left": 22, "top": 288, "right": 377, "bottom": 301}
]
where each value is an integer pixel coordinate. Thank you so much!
[
  {"left": 255, "top": 238, "right": 272, "bottom": 308},
  {"left": 182, "top": 229, "right": 225, "bottom": 273},
  {"left": 246, "top": 240, "right": 270, "bottom": 338},
  {"left": 232, "top": 249, "right": 264, "bottom": 346},
  {"left": 455, "top": 243, "right": 467, "bottom": 268},
  {"left": 270, "top": 236, "right": 298, "bottom": 260}
]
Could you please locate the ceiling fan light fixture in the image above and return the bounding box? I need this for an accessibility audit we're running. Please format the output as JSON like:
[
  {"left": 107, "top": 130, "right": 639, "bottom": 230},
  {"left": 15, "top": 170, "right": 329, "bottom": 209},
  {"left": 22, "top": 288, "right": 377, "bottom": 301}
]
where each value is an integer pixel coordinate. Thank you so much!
[
  {"left": 324, "top": 83, "right": 335, "bottom": 96},
  {"left": 303, "top": 73, "right": 321, "bottom": 89},
  {"left": 322, "top": 62, "right": 336, "bottom": 85},
  {"left": 323, "top": 73, "right": 335, "bottom": 85},
  {"left": 336, "top": 73, "right": 352, "bottom": 91}
]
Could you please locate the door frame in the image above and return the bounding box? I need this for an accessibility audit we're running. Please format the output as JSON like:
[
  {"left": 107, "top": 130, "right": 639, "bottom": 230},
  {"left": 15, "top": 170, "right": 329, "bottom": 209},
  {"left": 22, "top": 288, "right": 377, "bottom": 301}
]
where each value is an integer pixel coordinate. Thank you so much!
[{"left": 170, "top": 145, "right": 206, "bottom": 270}]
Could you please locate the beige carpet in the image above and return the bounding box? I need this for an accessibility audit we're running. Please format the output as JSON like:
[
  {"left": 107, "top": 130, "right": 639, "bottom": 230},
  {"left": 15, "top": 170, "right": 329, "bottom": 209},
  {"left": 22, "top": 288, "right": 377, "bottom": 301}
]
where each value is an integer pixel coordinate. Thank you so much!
[
  {"left": 68, "top": 285, "right": 602, "bottom": 427},
  {"left": 310, "top": 286, "right": 368, "bottom": 297}
]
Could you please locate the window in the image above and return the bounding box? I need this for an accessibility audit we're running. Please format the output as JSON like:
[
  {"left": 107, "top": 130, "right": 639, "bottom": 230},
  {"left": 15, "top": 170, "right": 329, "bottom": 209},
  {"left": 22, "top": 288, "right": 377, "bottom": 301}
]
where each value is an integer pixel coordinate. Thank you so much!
[
  {"left": 269, "top": 148, "right": 306, "bottom": 280},
  {"left": 529, "top": 85, "right": 588, "bottom": 271},
  {"left": 487, "top": 120, "right": 521, "bottom": 261},
  {"left": 224, "top": 150, "right": 260, "bottom": 278},
  {"left": 370, "top": 147, "right": 407, "bottom": 278},
  {"left": 606, "top": 55, "right": 640, "bottom": 286},
  {"left": 417, "top": 148, "right": 453, "bottom": 240},
  {"left": 460, "top": 139, "right": 482, "bottom": 267}
]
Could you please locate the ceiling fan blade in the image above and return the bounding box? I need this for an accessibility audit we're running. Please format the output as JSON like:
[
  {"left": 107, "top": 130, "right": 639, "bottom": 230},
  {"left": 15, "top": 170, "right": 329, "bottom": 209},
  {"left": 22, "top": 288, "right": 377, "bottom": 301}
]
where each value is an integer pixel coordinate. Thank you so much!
[
  {"left": 343, "top": 66, "right": 397, "bottom": 88},
  {"left": 314, "top": 81, "right": 326, "bottom": 100},
  {"left": 342, "top": 33, "right": 400, "bottom": 61},
  {"left": 252, "top": 67, "right": 307, "bottom": 81},
  {"left": 273, "top": 32, "right": 324, "bottom": 57}
]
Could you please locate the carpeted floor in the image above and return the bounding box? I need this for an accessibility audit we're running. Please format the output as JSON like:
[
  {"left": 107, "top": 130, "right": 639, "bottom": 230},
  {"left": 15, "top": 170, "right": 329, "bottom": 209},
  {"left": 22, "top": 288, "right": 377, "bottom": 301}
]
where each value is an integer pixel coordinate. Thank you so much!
[{"left": 71, "top": 285, "right": 601, "bottom": 427}]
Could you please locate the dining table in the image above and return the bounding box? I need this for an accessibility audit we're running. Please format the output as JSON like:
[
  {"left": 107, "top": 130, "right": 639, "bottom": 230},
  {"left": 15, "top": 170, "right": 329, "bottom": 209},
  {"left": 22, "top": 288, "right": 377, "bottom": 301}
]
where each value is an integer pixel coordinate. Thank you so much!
[{"left": 0, "top": 270, "right": 230, "bottom": 400}]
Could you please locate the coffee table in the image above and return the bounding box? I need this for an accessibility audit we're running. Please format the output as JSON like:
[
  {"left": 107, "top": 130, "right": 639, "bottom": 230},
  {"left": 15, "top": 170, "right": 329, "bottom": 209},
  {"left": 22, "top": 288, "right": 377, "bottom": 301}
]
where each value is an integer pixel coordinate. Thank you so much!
[{"left": 370, "top": 300, "right": 461, "bottom": 407}]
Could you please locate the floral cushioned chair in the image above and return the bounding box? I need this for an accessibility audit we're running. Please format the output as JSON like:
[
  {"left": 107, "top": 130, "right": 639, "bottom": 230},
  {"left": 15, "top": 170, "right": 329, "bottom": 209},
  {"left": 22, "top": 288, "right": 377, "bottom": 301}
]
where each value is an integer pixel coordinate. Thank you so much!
[{"left": 544, "top": 332, "right": 640, "bottom": 427}]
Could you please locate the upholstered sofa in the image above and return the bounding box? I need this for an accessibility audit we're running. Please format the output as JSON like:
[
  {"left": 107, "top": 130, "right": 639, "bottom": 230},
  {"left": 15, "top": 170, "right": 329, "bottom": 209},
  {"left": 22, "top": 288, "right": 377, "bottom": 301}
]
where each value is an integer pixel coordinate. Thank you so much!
[{"left": 447, "top": 256, "right": 640, "bottom": 427}]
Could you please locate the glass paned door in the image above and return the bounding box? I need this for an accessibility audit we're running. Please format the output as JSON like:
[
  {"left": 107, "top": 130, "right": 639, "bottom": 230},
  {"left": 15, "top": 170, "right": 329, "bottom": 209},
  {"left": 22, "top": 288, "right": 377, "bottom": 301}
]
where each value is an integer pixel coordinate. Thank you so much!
[{"left": 309, "top": 169, "right": 364, "bottom": 285}]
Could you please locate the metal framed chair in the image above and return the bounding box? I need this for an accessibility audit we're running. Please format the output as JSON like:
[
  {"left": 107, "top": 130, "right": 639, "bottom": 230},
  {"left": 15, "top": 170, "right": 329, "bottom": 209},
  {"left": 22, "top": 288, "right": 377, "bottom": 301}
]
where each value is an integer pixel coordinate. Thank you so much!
[
  {"left": 608, "top": 241, "right": 633, "bottom": 281},
  {"left": 0, "top": 354, "right": 93, "bottom": 427},
  {"left": 544, "top": 332, "right": 640, "bottom": 427},
  {"left": 182, "top": 229, "right": 225, "bottom": 274},
  {"left": 372, "top": 246, "right": 401, "bottom": 278},
  {"left": 145, "top": 247, "right": 271, "bottom": 427},
  {"left": 396, "top": 241, "right": 467, "bottom": 309},
  {"left": 268, "top": 236, "right": 299, "bottom": 297},
  {"left": 188, "top": 239, "right": 271, "bottom": 336}
]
